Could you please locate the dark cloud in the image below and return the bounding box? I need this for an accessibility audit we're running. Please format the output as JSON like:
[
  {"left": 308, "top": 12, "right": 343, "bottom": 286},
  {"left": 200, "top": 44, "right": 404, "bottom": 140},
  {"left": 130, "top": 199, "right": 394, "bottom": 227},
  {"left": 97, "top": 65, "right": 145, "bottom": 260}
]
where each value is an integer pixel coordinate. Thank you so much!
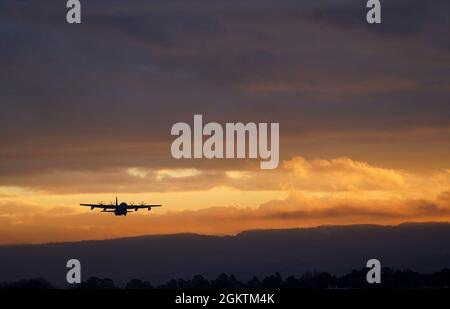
[
  {"left": 0, "top": 0, "right": 449, "bottom": 180},
  {"left": 256, "top": 193, "right": 450, "bottom": 221},
  {"left": 309, "top": 0, "right": 433, "bottom": 35}
]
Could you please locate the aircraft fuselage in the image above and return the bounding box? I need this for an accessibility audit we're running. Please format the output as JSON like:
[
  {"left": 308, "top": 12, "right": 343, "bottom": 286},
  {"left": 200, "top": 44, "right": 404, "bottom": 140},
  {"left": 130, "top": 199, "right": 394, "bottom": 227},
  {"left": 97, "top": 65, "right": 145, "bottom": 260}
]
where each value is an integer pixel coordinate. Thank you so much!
[{"left": 115, "top": 203, "right": 129, "bottom": 216}]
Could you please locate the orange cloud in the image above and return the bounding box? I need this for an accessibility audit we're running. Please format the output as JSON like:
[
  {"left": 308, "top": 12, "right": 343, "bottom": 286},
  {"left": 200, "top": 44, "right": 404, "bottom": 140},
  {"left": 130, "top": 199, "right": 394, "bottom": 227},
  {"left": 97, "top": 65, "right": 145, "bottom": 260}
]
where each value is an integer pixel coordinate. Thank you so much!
[
  {"left": 1, "top": 191, "right": 449, "bottom": 245},
  {"left": 1, "top": 155, "right": 449, "bottom": 244},
  {"left": 282, "top": 156, "right": 407, "bottom": 191}
]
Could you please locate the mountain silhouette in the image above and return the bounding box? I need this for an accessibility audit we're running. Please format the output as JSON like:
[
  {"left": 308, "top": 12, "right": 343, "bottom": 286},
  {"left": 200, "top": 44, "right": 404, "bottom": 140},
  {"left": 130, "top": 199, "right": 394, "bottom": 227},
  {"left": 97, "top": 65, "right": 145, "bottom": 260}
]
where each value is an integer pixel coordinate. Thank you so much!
[{"left": 0, "top": 222, "right": 449, "bottom": 286}]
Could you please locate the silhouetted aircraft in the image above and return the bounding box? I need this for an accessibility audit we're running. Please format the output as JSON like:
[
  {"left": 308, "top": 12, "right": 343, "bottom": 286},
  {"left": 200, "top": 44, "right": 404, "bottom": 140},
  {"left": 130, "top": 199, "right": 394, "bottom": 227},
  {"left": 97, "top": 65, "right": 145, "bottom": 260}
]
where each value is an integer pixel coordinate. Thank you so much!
[{"left": 80, "top": 197, "right": 162, "bottom": 216}]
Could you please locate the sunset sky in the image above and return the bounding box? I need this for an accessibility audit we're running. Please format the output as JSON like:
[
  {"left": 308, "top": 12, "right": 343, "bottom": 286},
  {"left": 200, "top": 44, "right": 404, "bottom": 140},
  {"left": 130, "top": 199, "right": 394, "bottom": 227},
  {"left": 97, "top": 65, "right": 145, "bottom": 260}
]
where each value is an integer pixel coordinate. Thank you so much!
[{"left": 1, "top": 0, "right": 449, "bottom": 244}]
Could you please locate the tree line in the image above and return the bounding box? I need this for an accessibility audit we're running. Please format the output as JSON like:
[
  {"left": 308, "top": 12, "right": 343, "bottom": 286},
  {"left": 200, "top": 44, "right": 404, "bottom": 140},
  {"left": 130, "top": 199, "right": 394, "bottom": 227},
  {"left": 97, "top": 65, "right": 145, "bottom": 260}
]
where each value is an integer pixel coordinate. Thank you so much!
[{"left": 1, "top": 268, "right": 449, "bottom": 289}]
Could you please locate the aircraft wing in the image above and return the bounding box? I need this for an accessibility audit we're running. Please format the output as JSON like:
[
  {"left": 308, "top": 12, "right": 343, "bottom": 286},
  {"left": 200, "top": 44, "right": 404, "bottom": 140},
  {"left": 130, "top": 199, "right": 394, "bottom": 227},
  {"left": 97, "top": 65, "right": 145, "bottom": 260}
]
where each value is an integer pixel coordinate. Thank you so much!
[
  {"left": 126, "top": 204, "right": 162, "bottom": 209},
  {"left": 80, "top": 203, "right": 116, "bottom": 209}
]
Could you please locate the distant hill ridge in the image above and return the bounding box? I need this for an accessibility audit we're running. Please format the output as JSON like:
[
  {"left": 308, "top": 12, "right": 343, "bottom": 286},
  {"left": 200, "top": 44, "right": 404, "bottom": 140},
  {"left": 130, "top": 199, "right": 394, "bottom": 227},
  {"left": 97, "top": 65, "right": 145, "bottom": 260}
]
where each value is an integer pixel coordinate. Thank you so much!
[{"left": 0, "top": 222, "right": 449, "bottom": 286}]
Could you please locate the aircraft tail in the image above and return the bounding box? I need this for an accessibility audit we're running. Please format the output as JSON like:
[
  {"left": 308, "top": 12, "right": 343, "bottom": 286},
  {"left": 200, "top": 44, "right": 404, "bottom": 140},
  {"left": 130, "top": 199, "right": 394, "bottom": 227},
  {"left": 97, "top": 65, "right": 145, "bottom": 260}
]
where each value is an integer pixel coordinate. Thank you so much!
[{"left": 116, "top": 197, "right": 118, "bottom": 206}]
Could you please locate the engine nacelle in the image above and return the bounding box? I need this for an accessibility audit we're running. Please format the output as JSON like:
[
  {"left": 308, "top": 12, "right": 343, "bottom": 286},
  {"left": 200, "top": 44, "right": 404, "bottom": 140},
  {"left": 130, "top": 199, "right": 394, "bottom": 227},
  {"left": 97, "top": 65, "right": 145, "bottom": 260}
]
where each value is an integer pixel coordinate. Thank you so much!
[
  {"left": 135, "top": 208, "right": 138, "bottom": 212},
  {"left": 148, "top": 207, "right": 151, "bottom": 211},
  {"left": 91, "top": 206, "right": 94, "bottom": 210}
]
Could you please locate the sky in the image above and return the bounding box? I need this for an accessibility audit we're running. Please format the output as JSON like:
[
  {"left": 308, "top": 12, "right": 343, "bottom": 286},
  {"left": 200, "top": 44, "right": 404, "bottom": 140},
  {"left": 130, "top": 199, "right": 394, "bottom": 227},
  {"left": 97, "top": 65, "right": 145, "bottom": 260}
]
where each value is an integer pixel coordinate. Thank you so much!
[{"left": 0, "top": 0, "right": 449, "bottom": 244}]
